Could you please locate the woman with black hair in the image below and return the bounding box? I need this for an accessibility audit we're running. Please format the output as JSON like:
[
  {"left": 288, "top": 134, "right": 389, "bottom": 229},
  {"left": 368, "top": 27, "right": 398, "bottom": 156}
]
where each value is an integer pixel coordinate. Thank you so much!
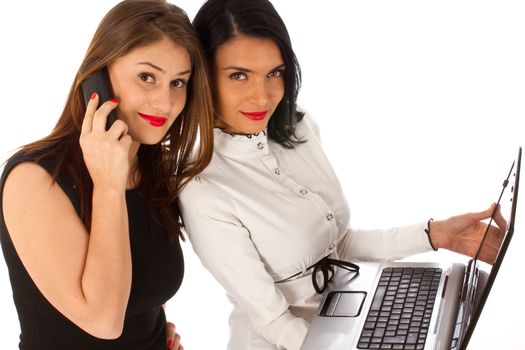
[{"left": 179, "top": 0, "right": 506, "bottom": 349}]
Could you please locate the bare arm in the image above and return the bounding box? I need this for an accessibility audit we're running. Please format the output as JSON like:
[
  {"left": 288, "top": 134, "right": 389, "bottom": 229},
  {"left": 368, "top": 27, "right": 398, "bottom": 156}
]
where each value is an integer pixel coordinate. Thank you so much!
[
  {"left": 2, "top": 95, "right": 134, "bottom": 339},
  {"left": 3, "top": 163, "right": 130, "bottom": 338}
]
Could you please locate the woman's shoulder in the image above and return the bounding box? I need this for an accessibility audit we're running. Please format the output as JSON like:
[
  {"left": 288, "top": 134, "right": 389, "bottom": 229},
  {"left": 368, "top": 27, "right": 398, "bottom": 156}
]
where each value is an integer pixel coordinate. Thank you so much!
[
  {"left": 295, "top": 107, "right": 321, "bottom": 139},
  {"left": 2, "top": 152, "right": 59, "bottom": 204},
  {"left": 179, "top": 171, "right": 239, "bottom": 222},
  {"left": 180, "top": 153, "right": 242, "bottom": 206},
  {"left": 2, "top": 151, "right": 55, "bottom": 189},
  {"left": 1, "top": 150, "right": 80, "bottom": 215},
  {"left": 1, "top": 156, "right": 67, "bottom": 245},
  {"left": 180, "top": 166, "right": 225, "bottom": 201}
]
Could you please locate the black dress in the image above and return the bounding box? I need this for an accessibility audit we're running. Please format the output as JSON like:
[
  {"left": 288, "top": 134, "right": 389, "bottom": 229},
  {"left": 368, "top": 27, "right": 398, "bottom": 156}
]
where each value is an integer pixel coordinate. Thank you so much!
[{"left": 0, "top": 152, "right": 184, "bottom": 350}]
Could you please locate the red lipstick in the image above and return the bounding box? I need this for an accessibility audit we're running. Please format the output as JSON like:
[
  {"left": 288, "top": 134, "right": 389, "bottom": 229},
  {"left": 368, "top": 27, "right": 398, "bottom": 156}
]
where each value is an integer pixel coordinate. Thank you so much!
[
  {"left": 138, "top": 113, "right": 167, "bottom": 127},
  {"left": 241, "top": 111, "right": 268, "bottom": 121}
]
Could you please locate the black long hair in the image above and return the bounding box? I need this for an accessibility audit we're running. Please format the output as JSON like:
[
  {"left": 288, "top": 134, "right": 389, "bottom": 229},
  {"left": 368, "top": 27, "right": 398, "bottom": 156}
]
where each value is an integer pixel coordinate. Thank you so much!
[{"left": 193, "top": 0, "right": 304, "bottom": 148}]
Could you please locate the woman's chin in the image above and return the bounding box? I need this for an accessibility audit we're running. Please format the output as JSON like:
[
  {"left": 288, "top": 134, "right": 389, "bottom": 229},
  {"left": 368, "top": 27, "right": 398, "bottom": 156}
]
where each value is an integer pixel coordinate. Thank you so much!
[{"left": 131, "top": 133, "right": 166, "bottom": 146}]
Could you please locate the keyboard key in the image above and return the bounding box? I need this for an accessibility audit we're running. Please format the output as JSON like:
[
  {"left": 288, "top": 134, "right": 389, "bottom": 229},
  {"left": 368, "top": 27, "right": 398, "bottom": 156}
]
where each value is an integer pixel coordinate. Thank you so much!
[
  {"left": 364, "top": 321, "right": 375, "bottom": 330},
  {"left": 383, "top": 335, "right": 406, "bottom": 344},
  {"left": 371, "top": 286, "right": 387, "bottom": 310},
  {"left": 361, "top": 330, "right": 373, "bottom": 337},
  {"left": 407, "top": 332, "right": 418, "bottom": 344},
  {"left": 373, "top": 328, "right": 385, "bottom": 338}
]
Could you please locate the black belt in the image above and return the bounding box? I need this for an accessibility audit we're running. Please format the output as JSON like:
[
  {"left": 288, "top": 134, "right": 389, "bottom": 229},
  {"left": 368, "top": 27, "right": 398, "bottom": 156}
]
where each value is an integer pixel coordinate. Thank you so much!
[{"left": 276, "top": 256, "right": 360, "bottom": 294}]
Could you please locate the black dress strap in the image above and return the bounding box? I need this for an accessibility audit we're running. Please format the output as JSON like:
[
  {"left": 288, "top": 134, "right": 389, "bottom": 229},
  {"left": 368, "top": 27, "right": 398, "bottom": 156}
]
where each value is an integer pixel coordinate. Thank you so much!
[{"left": 37, "top": 157, "right": 81, "bottom": 216}]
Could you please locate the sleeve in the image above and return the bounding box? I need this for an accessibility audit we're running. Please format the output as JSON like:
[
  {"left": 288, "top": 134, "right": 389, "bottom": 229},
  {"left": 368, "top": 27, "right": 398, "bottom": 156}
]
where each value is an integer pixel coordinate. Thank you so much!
[
  {"left": 179, "top": 179, "right": 308, "bottom": 350},
  {"left": 337, "top": 223, "right": 434, "bottom": 262}
]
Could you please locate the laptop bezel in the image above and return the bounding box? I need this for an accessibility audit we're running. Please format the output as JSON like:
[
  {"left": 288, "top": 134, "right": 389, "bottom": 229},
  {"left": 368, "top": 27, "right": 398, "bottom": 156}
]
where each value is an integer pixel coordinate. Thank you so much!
[{"left": 458, "top": 146, "right": 521, "bottom": 349}]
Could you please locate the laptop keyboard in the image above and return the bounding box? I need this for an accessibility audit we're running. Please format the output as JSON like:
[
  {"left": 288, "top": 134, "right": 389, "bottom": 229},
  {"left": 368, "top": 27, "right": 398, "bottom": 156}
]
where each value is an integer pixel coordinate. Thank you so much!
[{"left": 357, "top": 267, "right": 442, "bottom": 350}]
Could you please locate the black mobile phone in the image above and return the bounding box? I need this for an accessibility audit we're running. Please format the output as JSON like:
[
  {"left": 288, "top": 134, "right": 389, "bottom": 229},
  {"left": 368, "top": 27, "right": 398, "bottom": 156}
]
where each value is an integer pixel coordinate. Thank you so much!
[{"left": 81, "top": 68, "right": 117, "bottom": 130}]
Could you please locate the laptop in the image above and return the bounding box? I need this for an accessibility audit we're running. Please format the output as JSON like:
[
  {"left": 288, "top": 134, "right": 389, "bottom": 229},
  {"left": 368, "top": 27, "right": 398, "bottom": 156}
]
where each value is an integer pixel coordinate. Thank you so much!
[{"left": 301, "top": 147, "right": 521, "bottom": 350}]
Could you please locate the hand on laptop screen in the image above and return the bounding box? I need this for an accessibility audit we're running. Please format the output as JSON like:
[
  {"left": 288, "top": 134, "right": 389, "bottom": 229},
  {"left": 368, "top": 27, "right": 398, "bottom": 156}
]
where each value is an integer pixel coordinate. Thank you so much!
[{"left": 428, "top": 203, "right": 507, "bottom": 264}]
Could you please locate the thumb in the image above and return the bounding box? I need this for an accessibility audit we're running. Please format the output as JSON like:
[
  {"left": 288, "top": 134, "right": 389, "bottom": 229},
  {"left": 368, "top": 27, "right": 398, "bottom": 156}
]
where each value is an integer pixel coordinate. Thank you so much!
[{"left": 472, "top": 203, "right": 497, "bottom": 221}]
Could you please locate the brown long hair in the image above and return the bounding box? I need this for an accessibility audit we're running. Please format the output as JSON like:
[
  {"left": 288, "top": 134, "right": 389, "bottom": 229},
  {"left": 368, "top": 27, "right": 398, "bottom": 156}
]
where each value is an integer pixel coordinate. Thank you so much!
[{"left": 19, "top": 0, "right": 214, "bottom": 241}]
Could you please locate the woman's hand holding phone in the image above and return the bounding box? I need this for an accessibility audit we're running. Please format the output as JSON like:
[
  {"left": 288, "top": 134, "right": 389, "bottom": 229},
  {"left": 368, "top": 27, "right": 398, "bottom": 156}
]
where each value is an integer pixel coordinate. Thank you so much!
[{"left": 80, "top": 92, "right": 132, "bottom": 192}]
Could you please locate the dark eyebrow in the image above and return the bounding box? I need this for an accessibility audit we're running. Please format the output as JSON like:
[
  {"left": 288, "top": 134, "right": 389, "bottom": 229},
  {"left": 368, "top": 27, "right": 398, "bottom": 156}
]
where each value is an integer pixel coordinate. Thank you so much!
[
  {"left": 175, "top": 70, "right": 192, "bottom": 77},
  {"left": 138, "top": 62, "right": 165, "bottom": 72},
  {"left": 137, "top": 62, "right": 192, "bottom": 76},
  {"left": 222, "top": 64, "right": 285, "bottom": 74}
]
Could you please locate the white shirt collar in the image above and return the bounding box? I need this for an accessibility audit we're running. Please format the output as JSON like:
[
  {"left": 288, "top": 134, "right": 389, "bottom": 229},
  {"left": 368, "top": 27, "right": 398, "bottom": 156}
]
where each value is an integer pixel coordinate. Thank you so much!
[{"left": 214, "top": 128, "right": 271, "bottom": 158}]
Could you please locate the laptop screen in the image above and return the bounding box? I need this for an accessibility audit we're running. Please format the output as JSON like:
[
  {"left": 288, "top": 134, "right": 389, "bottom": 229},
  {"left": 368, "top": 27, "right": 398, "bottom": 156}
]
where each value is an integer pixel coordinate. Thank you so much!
[{"left": 460, "top": 147, "right": 521, "bottom": 349}]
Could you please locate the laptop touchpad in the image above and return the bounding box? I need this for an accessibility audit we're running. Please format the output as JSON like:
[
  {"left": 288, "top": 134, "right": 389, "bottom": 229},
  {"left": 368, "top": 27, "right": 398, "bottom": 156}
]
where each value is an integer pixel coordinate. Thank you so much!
[{"left": 320, "top": 291, "right": 366, "bottom": 317}]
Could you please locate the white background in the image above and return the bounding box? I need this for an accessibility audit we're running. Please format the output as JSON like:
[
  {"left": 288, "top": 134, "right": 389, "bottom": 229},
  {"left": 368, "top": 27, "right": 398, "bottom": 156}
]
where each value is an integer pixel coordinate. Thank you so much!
[{"left": 0, "top": 1, "right": 523, "bottom": 349}]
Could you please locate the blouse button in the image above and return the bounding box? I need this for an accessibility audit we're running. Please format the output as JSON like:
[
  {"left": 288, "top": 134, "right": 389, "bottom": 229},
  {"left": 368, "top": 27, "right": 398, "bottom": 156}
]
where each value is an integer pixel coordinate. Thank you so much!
[
  {"left": 274, "top": 168, "right": 281, "bottom": 175},
  {"left": 326, "top": 213, "right": 334, "bottom": 221},
  {"left": 300, "top": 188, "right": 308, "bottom": 196},
  {"left": 329, "top": 243, "right": 335, "bottom": 250},
  {"left": 257, "top": 142, "right": 265, "bottom": 150}
]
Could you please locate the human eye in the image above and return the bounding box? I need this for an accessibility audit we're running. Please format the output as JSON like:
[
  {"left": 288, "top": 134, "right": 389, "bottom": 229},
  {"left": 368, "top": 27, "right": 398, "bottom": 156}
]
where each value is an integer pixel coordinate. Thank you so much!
[
  {"left": 138, "top": 72, "right": 155, "bottom": 84},
  {"left": 229, "top": 72, "right": 247, "bottom": 81},
  {"left": 268, "top": 69, "right": 284, "bottom": 78},
  {"left": 171, "top": 79, "right": 187, "bottom": 89}
]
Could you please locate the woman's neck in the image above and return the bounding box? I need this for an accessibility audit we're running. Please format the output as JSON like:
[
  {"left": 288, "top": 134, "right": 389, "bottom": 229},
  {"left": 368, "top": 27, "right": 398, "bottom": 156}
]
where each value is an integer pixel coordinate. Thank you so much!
[{"left": 215, "top": 121, "right": 266, "bottom": 137}]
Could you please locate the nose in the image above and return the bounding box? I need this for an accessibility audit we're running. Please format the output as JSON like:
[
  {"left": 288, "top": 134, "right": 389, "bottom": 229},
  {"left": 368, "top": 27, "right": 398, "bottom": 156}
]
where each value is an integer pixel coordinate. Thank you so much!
[
  {"left": 248, "top": 79, "right": 271, "bottom": 109},
  {"left": 149, "top": 86, "right": 172, "bottom": 115}
]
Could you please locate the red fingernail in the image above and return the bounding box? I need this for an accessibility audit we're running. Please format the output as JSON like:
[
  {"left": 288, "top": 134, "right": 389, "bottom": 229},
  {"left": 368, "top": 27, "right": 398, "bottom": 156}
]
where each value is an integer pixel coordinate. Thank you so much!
[
  {"left": 90, "top": 92, "right": 97, "bottom": 100},
  {"left": 111, "top": 98, "right": 118, "bottom": 103},
  {"left": 167, "top": 339, "right": 173, "bottom": 349}
]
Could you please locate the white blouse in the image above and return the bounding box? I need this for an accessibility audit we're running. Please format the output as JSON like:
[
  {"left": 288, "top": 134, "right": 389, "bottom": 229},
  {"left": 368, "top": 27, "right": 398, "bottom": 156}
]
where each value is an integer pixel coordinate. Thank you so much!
[{"left": 179, "top": 113, "right": 433, "bottom": 350}]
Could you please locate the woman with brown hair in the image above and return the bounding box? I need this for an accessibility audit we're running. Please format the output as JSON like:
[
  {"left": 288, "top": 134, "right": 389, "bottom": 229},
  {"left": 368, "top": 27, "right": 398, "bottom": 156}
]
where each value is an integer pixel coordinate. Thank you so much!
[{"left": 0, "top": 0, "right": 213, "bottom": 349}]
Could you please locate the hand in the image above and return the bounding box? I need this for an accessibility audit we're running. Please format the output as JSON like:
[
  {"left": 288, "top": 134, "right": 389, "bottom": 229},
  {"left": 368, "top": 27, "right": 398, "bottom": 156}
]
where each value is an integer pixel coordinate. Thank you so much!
[
  {"left": 430, "top": 203, "right": 507, "bottom": 264},
  {"left": 166, "top": 321, "right": 183, "bottom": 350},
  {"left": 79, "top": 93, "right": 132, "bottom": 191}
]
